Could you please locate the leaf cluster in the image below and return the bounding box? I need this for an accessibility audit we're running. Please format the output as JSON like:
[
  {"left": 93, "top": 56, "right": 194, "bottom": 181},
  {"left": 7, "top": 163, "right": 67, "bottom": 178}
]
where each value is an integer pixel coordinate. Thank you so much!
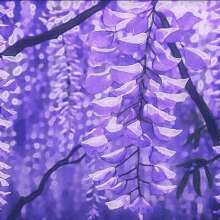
[
  {"left": 176, "top": 158, "right": 213, "bottom": 199},
  {"left": 183, "top": 125, "right": 206, "bottom": 149}
]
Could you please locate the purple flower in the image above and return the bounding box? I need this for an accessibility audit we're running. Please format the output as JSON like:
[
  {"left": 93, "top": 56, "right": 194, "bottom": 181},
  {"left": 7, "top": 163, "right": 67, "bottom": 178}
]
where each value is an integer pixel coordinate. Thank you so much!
[{"left": 129, "top": 196, "right": 153, "bottom": 215}]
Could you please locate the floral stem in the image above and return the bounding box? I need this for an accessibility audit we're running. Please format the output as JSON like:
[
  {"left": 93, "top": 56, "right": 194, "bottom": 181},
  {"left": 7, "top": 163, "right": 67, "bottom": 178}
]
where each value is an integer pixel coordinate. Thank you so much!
[
  {"left": 117, "top": 102, "right": 139, "bottom": 117},
  {"left": 138, "top": 6, "right": 156, "bottom": 122},
  {"left": 119, "top": 167, "right": 137, "bottom": 178},
  {"left": 137, "top": 148, "right": 142, "bottom": 196},
  {"left": 115, "top": 149, "right": 138, "bottom": 169}
]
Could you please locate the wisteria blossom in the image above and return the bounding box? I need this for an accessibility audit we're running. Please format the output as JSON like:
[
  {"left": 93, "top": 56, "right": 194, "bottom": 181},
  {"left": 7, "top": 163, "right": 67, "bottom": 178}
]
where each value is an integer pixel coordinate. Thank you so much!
[{"left": 0, "top": 1, "right": 219, "bottom": 220}]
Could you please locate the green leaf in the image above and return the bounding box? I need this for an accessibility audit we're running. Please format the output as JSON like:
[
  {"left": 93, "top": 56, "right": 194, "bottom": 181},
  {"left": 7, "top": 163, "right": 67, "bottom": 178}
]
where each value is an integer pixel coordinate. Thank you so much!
[
  {"left": 175, "top": 161, "right": 193, "bottom": 168},
  {"left": 175, "top": 157, "right": 207, "bottom": 168},
  {"left": 193, "top": 158, "right": 207, "bottom": 166},
  {"left": 204, "top": 165, "right": 213, "bottom": 190},
  {"left": 176, "top": 171, "right": 190, "bottom": 199},
  {"left": 193, "top": 167, "right": 202, "bottom": 197},
  {"left": 183, "top": 125, "right": 205, "bottom": 147},
  {"left": 183, "top": 132, "right": 197, "bottom": 147},
  {"left": 193, "top": 132, "right": 201, "bottom": 149}
]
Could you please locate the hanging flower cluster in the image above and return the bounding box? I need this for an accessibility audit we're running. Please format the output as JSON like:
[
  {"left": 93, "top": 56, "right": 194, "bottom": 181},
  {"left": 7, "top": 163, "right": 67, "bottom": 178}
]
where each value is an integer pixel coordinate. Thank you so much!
[
  {"left": 1, "top": 1, "right": 220, "bottom": 220},
  {"left": 0, "top": 5, "right": 17, "bottom": 208},
  {"left": 80, "top": 1, "right": 212, "bottom": 219}
]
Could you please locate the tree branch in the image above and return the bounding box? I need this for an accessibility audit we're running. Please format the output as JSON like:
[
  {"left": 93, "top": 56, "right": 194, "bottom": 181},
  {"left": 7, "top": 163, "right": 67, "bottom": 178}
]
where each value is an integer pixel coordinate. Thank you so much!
[
  {"left": 156, "top": 11, "right": 220, "bottom": 146},
  {"left": 7, "top": 145, "right": 85, "bottom": 220},
  {"left": 6, "top": 1, "right": 112, "bottom": 218},
  {"left": 0, "top": 0, "right": 111, "bottom": 57}
]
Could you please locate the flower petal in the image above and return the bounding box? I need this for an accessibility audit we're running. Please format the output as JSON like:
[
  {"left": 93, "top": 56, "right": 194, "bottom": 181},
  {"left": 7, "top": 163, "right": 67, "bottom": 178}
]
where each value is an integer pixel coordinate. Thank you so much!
[
  {"left": 92, "top": 96, "right": 122, "bottom": 116},
  {"left": 111, "top": 63, "right": 143, "bottom": 84},
  {"left": 110, "top": 180, "right": 127, "bottom": 195},
  {"left": 138, "top": 134, "right": 152, "bottom": 148},
  {"left": 106, "top": 195, "right": 130, "bottom": 210},
  {"left": 150, "top": 146, "right": 176, "bottom": 163},
  {"left": 0, "top": 70, "right": 9, "bottom": 80},
  {"left": 84, "top": 72, "right": 112, "bottom": 94},
  {"left": 96, "top": 177, "right": 118, "bottom": 190},
  {"left": 155, "top": 164, "right": 176, "bottom": 179},
  {"left": 101, "top": 147, "right": 127, "bottom": 164},
  {"left": 89, "top": 167, "right": 115, "bottom": 182},
  {"left": 103, "top": 8, "right": 135, "bottom": 27},
  {"left": 177, "top": 12, "right": 202, "bottom": 31},
  {"left": 88, "top": 31, "right": 114, "bottom": 48},
  {"left": 82, "top": 135, "right": 108, "bottom": 156},
  {"left": 150, "top": 183, "right": 176, "bottom": 195},
  {"left": 153, "top": 125, "right": 182, "bottom": 141},
  {"left": 184, "top": 47, "right": 211, "bottom": 71},
  {"left": 156, "top": 28, "right": 184, "bottom": 43},
  {"left": 143, "top": 104, "right": 176, "bottom": 124},
  {"left": 126, "top": 120, "right": 142, "bottom": 139},
  {"left": 153, "top": 54, "right": 181, "bottom": 72}
]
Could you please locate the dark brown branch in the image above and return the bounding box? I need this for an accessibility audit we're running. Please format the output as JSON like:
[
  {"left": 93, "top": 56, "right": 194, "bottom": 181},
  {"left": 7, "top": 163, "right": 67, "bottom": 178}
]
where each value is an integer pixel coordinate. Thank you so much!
[
  {"left": 0, "top": 1, "right": 111, "bottom": 57},
  {"left": 7, "top": 145, "right": 85, "bottom": 220},
  {"left": 156, "top": 11, "right": 220, "bottom": 146}
]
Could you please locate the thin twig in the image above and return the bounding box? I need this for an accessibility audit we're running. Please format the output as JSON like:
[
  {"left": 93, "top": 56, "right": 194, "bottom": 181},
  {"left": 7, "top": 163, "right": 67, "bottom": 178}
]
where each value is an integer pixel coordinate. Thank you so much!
[
  {"left": 68, "top": 153, "right": 86, "bottom": 164},
  {"left": 7, "top": 145, "right": 84, "bottom": 220},
  {"left": 115, "top": 149, "right": 138, "bottom": 169},
  {"left": 117, "top": 102, "right": 139, "bottom": 117},
  {"left": 145, "top": 67, "right": 159, "bottom": 76},
  {"left": 139, "top": 179, "right": 151, "bottom": 185},
  {"left": 119, "top": 167, "right": 137, "bottom": 178},
  {"left": 128, "top": 187, "right": 138, "bottom": 195},
  {"left": 139, "top": 163, "right": 154, "bottom": 167},
  {"left": 126, "top": 176, "right": 137, "bottom": 182},
  {"left": 124, "top": 117, "right": 138, "bottom": 126},
  {"left": 207, "top": 154, "right": 220, "bottom": 165}
]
